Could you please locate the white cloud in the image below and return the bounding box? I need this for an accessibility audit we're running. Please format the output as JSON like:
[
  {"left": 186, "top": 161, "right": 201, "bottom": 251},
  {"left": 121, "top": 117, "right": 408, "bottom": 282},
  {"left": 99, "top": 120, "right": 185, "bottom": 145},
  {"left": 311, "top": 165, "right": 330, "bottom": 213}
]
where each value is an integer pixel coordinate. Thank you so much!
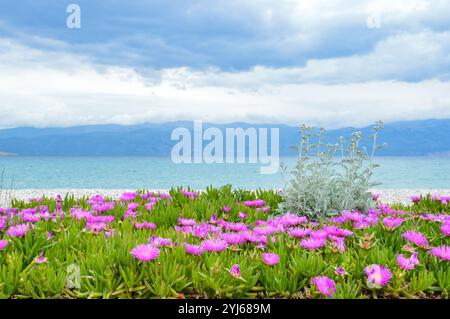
[{"left": 0, "top": 33, "right": 450, "bottom": 129}]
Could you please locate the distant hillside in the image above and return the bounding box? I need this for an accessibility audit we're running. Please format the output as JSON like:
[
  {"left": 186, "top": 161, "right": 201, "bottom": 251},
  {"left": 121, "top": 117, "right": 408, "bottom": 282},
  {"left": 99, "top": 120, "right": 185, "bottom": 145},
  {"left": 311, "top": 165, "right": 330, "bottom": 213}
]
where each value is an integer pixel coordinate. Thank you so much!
[{"left": 0, "top": 119, "right": 449, "bottom": 156}]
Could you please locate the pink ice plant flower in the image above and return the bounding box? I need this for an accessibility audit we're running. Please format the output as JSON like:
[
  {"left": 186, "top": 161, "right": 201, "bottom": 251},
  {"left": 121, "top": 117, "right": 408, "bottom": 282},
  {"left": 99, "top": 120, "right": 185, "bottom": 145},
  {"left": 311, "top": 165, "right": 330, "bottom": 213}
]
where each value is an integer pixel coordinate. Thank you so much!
[
  {"left": 372, "top": 193, "right": 380, "bottom": 201},
  {"left": 262, "top": 253, "right": 280, "bottom": 266},
  {"left": 229, "top": 264, "right": 241, "bottom": 278},
  {"left": 86, "top": 222, "right": 107, "bottom": 233},
  {"left": 222, "top": 205, "right": 231, "bottom": 213},
  {"left": 179, "top": 217, "right": 196, "bottom": 226},
  {"left": 335, "top": 266, "right": 347, "bottom": 276},
  {"left": 253, "top": 224, "right": 280, "bottom": 236},
  {"left": 0, "top": 239, "right": 8, "bottom": 251},
  {"left": 33, "top": 254, "right": 48, "bottom": 264},
  {"left": 410, "top": 195, "right": 421, "bottom": 203},
  {"left": 397, "top": 252, "right": 419, "bottom": 270},
  {"left": 310, "top": 276, "right": 336, "bottom": 297},
  {"left": 127, "top": 203, "right": 139, "bottom": 211},
  {"left": 7, "top": 223, "right": 29, "bottom": 237},
  {"left": 278, "top": 213, "right": 308, "bottom": 227},
  {"left": 330, "top": 237, "right": 346, "bottom": 253},
  {"left": 310, "top": 229, "right": 328, "bottom": 239},
  {"left": 191, "top": 224, "right": 211, "bottom": 238},
  {"left": 120, "top": 192, "right": 137, "bottom": 202},
  {"left": 440, "top": 222, "right": 450, "bottom": 236},
  {"left": 131, "top": 244, "right": 160, "bottom": 262},
  {"left": 238, "top": 212, "right": 247, "bottom": 220},
  {"left": 222, "top": 222, "right": 248, "bottom": 232},
  {"left": 382, "top": 217, "right": 404, "bottom": 230},
  {"left": 256, "top": 206, "right": 271, "bottom": 212},
  {"left": 134, "top": 221, "right": 156, "bottom": 230},
  {"left": 150, "top": 235, "right": 173, "bottom": 247},
  {"left": 300, "top": 237, "right": 326, "bottom": 249},
  {"left": 364, "top": 264, "right": 392, "bottom": 288},
  {"left": 92, "top": 202, "right": 115, "bottom": 213},
  {"left": 323, "top": 226, "right": 353, "bottom": 237},
  {"left": 221, "top": 232, "right": 247, "bottom": 245},
  {"left": 244, "top": 199, "right": 265, "bottom": 208},
  {"left": 288, "top": 227, "right": 312, "bottom": 238},
  {"left": 403, "top": 231, "right": 429, "bottom": 248},
  {"left": 201, "top": 238, "right": 228, "bottom": 252},
  {"left": 428, "top": 246, "right": 450, "bottom": 261},
  {"left": 181, "top": 190, "right": 198, "bottom": 199},
  {"left": 184, "top": 243, "right": 204, "bottom": 255}
]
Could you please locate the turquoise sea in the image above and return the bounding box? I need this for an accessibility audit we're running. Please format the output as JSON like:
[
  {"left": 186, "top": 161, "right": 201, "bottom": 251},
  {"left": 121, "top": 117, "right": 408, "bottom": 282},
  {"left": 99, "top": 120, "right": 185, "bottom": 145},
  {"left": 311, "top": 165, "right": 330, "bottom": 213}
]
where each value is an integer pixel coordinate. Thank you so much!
[{"left": 0, "top": 156, "right": 449, "bottom": 189}]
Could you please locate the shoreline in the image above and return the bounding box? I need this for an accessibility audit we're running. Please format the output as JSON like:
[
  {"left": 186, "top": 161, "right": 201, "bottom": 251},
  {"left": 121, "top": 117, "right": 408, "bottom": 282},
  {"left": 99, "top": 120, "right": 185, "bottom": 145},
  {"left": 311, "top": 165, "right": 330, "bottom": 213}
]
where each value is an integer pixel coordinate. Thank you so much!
[{"left": 2, "top": 188, "right": 450, "bottom": 206}]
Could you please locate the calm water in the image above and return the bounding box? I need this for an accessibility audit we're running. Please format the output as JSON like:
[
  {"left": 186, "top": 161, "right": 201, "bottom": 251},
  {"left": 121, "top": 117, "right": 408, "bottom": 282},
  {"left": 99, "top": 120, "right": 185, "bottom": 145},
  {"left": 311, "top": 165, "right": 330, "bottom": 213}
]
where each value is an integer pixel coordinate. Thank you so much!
[{"left": 0, "top": 156, "right": 449, "bottom": 189}]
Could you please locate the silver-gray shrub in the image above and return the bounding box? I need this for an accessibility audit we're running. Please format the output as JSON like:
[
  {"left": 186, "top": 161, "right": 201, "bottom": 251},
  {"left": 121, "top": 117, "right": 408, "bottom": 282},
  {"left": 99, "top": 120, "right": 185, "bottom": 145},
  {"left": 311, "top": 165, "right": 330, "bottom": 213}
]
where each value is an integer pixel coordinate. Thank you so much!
[{"left": 280, "top": 121, "right": 384, "bottom": 220}]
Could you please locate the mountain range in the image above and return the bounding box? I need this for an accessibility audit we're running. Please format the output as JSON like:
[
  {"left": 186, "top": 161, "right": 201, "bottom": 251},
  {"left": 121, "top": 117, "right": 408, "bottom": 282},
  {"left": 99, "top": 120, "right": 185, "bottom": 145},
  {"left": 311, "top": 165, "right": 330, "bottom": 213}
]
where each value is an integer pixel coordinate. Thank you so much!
[{"left": 0, "top": 119, "right": 449, "bottom": 156}]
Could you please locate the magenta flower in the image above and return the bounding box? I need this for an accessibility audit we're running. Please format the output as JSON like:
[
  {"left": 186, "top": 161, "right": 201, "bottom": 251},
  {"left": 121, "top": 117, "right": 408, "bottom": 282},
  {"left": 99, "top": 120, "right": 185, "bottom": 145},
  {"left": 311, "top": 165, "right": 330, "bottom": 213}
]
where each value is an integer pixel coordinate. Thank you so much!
[
  {"left": 300, "top": 237, "right": 326, "bottom": 249},
  {"left": 87, "top": 194, "right": 105, "bottom": 205},
  {"left": 335, "top": 266, "right": 347, "bottom": 276},
  {"left": 238, "top": 212, "right": 247, "bottom": 220},
  {"left": 221, "top": 232, "right": 247, "bottom": 245},
  {"left": 222, "top": 206, "right": 231, "bottom": 213},
  {"left": 372, "top": 193, "right": 380, "bottom": 201},
  {"left": 244, "top": 199, "right": 265, "bottom": 208},
  {"left": 223, "top": 222, "right": 248, "bottom": 232},
  {"left": 364, "top": 264, "right": 392, "bottom": 288},
  {"left": 127, "top": 203, "right": 139, "bottom": 211},
  {"left": 134, "top": 221, "right": 156, "bottom": 230},
  {"left": 403, "top": 231, "right": 429, "bottom": 248},
  {"left": 410, "top": 195, "right": 421, "bottom": 203},
  {"left": 201, "top": 239, "right": 228, "bottom": 252},
  {"left": 179, "top": 217, "right": 196, "bottom": 226},
  {"left": 124, "top": 210, "right": 137, "bottom": 219},
  {"left": 428, "top": 246, "right": 450, "bottom": 261},
  {"left": 288, "top": 227, "right": 312, "bottom": 238},
  {"left": 120, "top": 192, "right": 137, "bottom": 202},
  {"left": 6, "top": 224, "right": 29, "bottom": 237},
  {"left": 256, "top": 206, "right": 271, "bottom": 212},
  {"left": 181, "top": 190, "right": 198, "bottom": 199},
  {"left": 86, "top": 222, "right": 107, "bottom": 233},
  {"left": 262, "top": 253, "right": 280, "bottom": 266},
  {"left": 86, "top": 215, "right": 115, "bottom": 224},
  {"left": 105, "top": 230, "right": 115, "bottom": 239},
  {"left": 310, "top": 230, "right": 328, "bottom": 239},
  {"left": 131, "top": 244, "right": 160, "bottom": 262},
  {"left": 209, "top": 214, "right": 217, "bottom": 224},
  {"left": 310, "top": 276, "right": 336, "bottom": 297},
  {"left": 397, "top": 252, "right": 419, "bottom": 270},
  {"left": 191, "top": 224, "right": 211, "bottom": 238},
  {"left": 441, "top": 222, "right": 450, "bottom": 236},
  {"left": 253, "top": 225, "right": 278, "bottom": 236},
  {"left": 278, "top": 213, "right": 308, "bottom": 226},
  {"left": 150, "top": 235, "right": 172, "bottom": 247},
  {"left": 229, "top": 264, "right": 241, "bottom": 278},
  {"left": 331, "top": 237, "right": 346, "bottom": 253},
  {"left": 184, "top": 243, "right": 204, "bottom": 255},
  {"left": 33, "top": 254, "right": 48, "bottom": 264},
  {"left": 382, "top": 217, "right": 404, "bottom": 230},
  {"left": 323, "top": 226, "right": 353, "bottom": 237},
  {"left": 0, "top": 240, "right": 8, "bottom": 251}
]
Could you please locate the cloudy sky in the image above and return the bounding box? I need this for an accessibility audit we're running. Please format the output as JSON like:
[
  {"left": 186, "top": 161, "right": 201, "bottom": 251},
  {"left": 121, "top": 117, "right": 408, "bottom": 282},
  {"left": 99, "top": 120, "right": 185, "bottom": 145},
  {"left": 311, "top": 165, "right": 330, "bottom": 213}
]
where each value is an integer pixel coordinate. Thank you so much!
[{"left": 1, "top": 0, "right": 450, "bottom": 128}]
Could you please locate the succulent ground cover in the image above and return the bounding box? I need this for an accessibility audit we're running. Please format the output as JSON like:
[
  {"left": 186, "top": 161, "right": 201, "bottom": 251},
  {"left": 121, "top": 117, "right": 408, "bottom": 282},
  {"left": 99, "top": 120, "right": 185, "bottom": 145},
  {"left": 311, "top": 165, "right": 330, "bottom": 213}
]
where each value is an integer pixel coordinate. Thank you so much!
[{"left": 0, "top": 186, "right": 449, "bottom": 299}]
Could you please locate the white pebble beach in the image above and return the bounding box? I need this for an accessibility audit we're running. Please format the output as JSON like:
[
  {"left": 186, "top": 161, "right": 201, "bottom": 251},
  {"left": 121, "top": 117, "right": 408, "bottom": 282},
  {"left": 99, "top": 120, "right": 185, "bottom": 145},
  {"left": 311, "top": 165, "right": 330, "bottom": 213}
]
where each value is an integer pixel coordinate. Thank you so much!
[{"left": 2, "top": 188, "right": 450, "bottom": 207}]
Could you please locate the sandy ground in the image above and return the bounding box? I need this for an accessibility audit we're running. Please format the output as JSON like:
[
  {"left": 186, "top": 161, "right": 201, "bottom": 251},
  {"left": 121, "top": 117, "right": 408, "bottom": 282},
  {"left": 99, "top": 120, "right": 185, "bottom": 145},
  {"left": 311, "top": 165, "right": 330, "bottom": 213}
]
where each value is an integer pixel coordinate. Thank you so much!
[{"left": 1, "top": 188, "right": 450, "bottom": 207}]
